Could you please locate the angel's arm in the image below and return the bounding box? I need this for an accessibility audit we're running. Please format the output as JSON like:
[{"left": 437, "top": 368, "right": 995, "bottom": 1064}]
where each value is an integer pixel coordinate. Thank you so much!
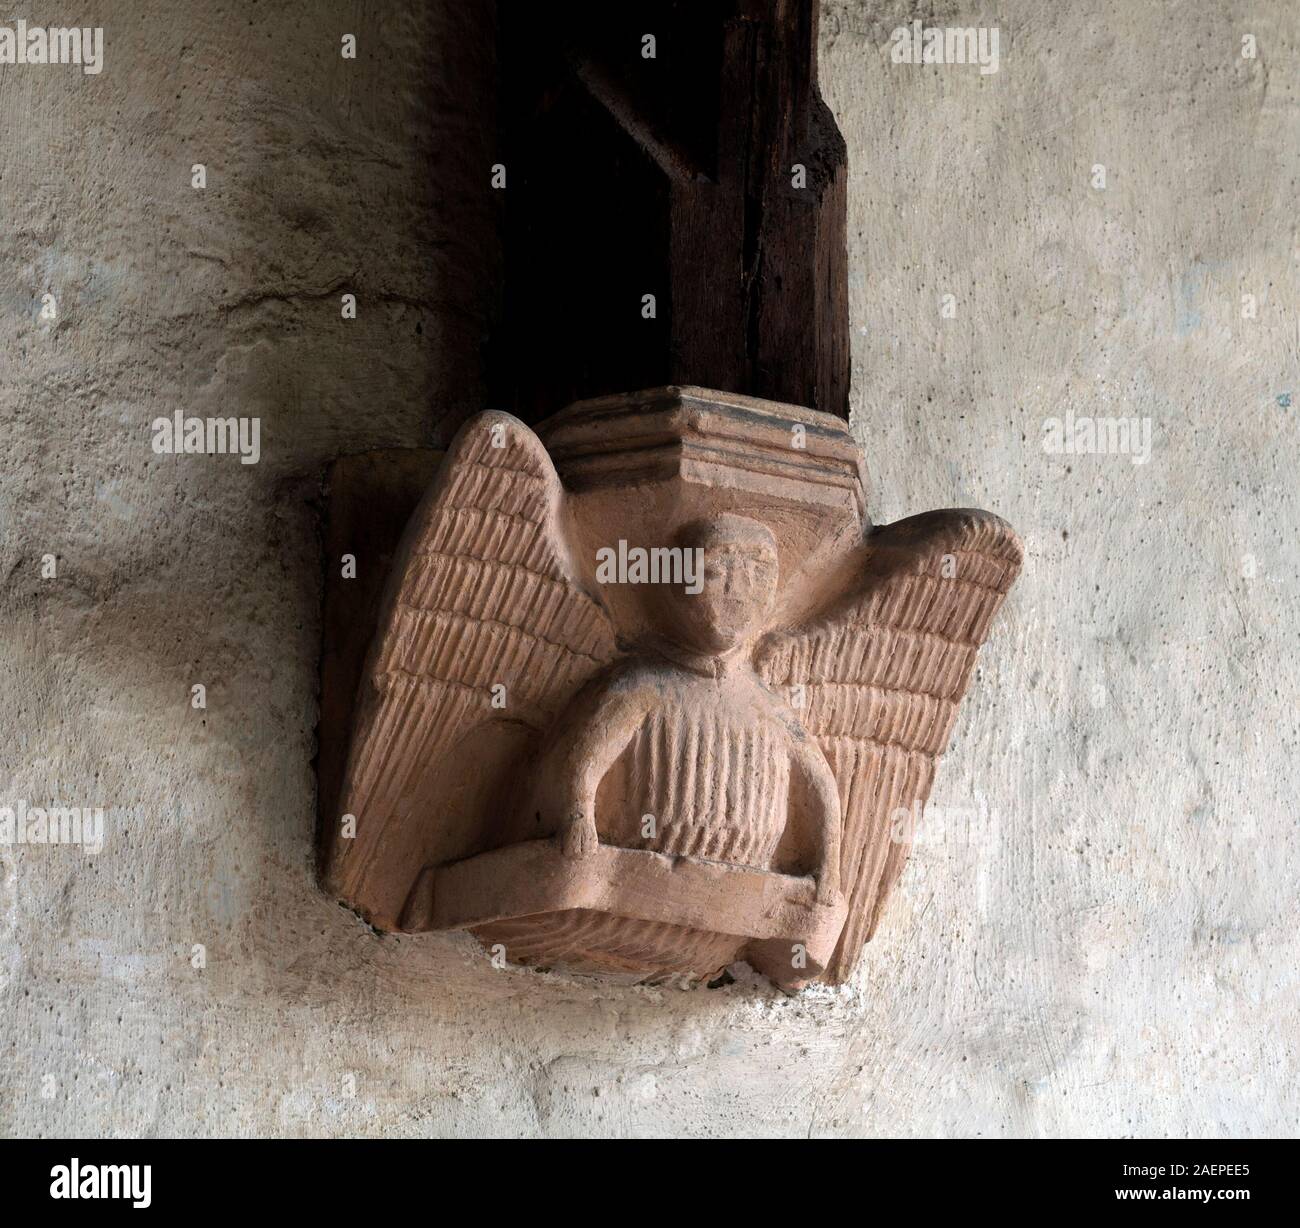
[
  {"left": 790, "top": 734, "right": 841, "bottom": 905},
  {"left": 545, "top": 670, "right": 657, "bottom": 859}
]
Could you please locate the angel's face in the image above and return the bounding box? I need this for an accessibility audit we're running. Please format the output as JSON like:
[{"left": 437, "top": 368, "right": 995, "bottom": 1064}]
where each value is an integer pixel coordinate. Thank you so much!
[{"left": 670, "top": 518, "right": 779, "bottom": 654}]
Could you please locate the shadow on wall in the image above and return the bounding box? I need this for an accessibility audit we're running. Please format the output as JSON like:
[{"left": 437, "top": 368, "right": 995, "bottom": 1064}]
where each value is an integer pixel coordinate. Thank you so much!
[
  {"left": 217, "top": 1, "right": 507, "bottom": 998},
  {"left": 224, "top": 0, "right": 500, "bottom": 467},
  {"left": 2, "top": 5, "right": 506, "bottom": 1003}
]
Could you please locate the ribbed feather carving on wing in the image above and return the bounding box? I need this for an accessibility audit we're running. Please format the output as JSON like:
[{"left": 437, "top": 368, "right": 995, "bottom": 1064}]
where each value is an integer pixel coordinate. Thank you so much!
[
  {"left": 331, "top": 412, "right": 617, "bottom": 928},
  {"left": 756, "top": 509, "right": 1022, "bottom": 982}
]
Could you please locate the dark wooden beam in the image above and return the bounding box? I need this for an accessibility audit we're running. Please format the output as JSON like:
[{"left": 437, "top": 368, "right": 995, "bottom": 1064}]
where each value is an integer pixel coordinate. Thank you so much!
[{"left": 489, "top": 0, "right": 849, "bottom": 422}]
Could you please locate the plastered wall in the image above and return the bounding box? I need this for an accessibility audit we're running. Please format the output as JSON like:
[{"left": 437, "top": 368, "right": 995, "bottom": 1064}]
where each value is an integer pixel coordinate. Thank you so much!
[{"left": 1, "top": 1, "right": 1296, "bottom": 1137}]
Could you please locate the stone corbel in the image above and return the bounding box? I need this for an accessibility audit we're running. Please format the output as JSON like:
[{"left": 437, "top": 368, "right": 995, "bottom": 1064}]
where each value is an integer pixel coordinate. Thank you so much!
[{"left": 317, "top": 386, "right": 1021, "bottom": 987}]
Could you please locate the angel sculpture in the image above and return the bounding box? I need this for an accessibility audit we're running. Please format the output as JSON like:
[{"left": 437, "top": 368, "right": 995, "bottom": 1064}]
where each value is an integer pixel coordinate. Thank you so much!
[{"left": 325, "top": 389, "right": 1021, "bottom": 987}]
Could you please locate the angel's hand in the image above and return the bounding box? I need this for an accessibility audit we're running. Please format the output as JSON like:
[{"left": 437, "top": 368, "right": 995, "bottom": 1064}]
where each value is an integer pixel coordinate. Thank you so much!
[
  {"left": 815, "top": 866, "right": 841, "bottom": 906},
  {"left": 558, "top": 809, "right": 599, "bottom": 860}
]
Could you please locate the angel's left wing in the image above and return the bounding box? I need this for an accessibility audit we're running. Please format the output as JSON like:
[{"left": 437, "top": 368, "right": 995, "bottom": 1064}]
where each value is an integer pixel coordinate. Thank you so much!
[
  {"left": 326, "top": 412, "right": 618, "bottom": 930},
  {"left": 756, "top": 508, "right": 1022, "bottom": 983}
]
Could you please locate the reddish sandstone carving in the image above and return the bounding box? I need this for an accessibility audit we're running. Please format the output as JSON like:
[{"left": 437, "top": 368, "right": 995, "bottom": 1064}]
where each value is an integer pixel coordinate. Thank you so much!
[{"left": 323, "top": 387, "right": 1021, "bottom": 987}]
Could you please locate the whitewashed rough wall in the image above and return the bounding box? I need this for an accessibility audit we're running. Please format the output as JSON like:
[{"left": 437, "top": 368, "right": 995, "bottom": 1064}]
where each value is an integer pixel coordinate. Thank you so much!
[{"left": 1, "top": 0, "right": 1296, "bottom": 1138}]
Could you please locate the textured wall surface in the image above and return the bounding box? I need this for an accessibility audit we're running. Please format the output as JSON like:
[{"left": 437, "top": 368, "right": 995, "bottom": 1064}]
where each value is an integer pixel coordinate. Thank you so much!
[{"left": 2, "top": 0, "right": 1296, "bottom": 1138}]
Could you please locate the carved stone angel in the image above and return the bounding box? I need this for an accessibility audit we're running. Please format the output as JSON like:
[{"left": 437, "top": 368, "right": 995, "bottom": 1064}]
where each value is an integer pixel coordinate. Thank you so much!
[{"left": 323, "top": 387, "right": 1021, "bottom": 987}]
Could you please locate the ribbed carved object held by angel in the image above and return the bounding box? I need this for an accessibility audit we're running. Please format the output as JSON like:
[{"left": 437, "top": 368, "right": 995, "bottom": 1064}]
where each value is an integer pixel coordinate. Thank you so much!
[{"left": 323, "top": 387, "right": 1021, "bottom": 987}]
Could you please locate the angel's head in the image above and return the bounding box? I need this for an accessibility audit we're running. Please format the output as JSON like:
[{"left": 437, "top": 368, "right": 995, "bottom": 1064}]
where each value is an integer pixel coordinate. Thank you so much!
[{"left": 667, "top": 514, "right": 779, "bottom": 653}]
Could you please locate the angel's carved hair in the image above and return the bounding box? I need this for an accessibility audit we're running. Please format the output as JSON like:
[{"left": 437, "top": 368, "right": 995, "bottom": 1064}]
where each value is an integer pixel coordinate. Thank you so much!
[{"left": 676, "top": 514, "right": 778, "bottom": 564}]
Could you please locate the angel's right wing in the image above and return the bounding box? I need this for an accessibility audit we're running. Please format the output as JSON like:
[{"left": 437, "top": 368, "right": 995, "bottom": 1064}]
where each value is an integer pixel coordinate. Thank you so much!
[
  {"left": 326, "top": 412, "right": 617, "bottom": 930},
  {"left": 757, "top": 509, "right": 1022, "bottom": 983}
]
